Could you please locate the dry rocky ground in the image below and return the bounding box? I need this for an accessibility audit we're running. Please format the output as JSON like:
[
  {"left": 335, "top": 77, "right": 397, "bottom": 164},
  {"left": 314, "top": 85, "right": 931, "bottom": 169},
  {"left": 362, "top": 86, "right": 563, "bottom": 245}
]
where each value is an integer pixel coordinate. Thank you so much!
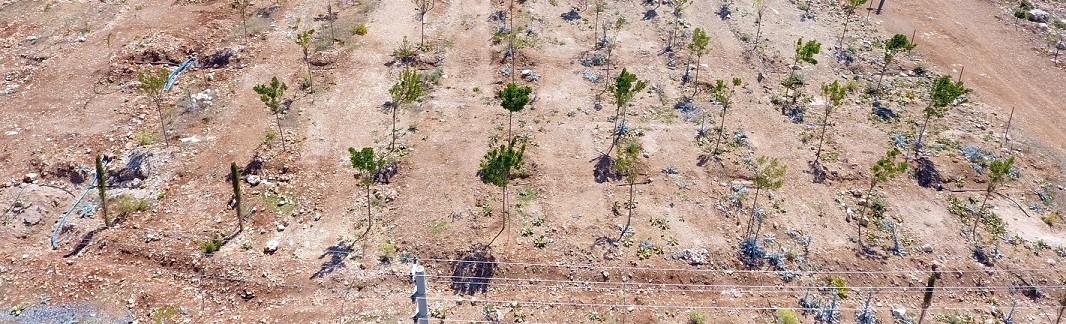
[{"left": 1, "top": 0, "right": 1065, "bottom": 323}]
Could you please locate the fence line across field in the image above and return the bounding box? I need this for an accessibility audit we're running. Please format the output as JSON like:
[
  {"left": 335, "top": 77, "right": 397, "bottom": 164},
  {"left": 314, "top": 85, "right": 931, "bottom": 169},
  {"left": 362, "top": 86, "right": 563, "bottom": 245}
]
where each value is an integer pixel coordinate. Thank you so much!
[
  {"left": 417, "top": 257, "right": 1062, "bottom": 275},
  {"left": 428, "top": 278, "right": 1066, "bottom": 294}
]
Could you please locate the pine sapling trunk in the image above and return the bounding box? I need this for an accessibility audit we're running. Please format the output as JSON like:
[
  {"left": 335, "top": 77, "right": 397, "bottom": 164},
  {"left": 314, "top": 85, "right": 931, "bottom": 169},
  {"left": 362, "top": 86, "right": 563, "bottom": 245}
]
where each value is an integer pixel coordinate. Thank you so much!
[
  {"left": 305, "top": 51, "right": 314, "bottom": 94},
  {"left": 913, "top": 110, "right": 932, "bottom": 159},
  {"left": 974, "top": 190, "right": 992, "bottom": 242},
  {"left": 855, "top": 182, "right": 876, "bottom": 249},
  {"left": 508, "top": 111, "right": 514, "bottom": 142},
  {"left": 96, "top": 155, "right": 111, "bottom": 227},
  {"left": 1055, "top": 293, "right": 1065, "bottom": 324},
  {"left": 838, "top": 13, "right": 851, "bottom": 49},
  {"left": 391, "top": 105, "right": 398, "bottom": 152},
  {"left": 877, "top": 56, "right": 891, "bottom": 99},
  {"left": 489, "top": 181, "right": 507, "bottom": 247},
  {"left": 712, "top": 106, "right": 728, "bottom": 155},
  {"left": 618, "top": 180, "right": 635, "bottom": 242},
  {"left": 753, "top": 15, "right": 763, "bottom": 52},
  {"left": 692, "top": 55, "right": 701, "bottom": 97},
  {"left": 747, "top": 186, "right": 762, "bottom": 239},
  {"left": 420, "top": 14, "right": 426, "bottom": 48},
  {"left": 274, "top": 112, "right": 287, "bottom": 152},
  {"left": 155, "top": 99, "right": 169, "bottom": 147},
  {"left": 814, "top": 104, "right": 832, "bottom": 164},
  {"left": 241, "top": 7, "right": 248, "bottom": 38},
  {"left": 231, "top": 162, "right": 242, "bottom": 233},
  {"left": 362, "top": 184, "right": 372, "bottom": 239}
]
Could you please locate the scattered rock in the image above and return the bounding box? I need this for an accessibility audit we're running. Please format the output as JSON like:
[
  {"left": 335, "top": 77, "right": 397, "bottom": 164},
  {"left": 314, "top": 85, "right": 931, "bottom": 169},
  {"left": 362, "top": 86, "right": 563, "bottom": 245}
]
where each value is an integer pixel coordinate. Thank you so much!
[
  {"left": 1028, "top": 9, "right": 1049, "bottom": 23},
  {"left": 276, "top": 223, "right": 286, "bottom": 232},
  {"left": 22, "top": 210, "right": 42, "bottom": 226},
  {"left": 891, "top": 307, "right": 907, "bottom": 318},
  {"left": 921, "top": 244, "right": 933, "bottom": 253},
  {"left": 521, "top": 69, "right": 540, "bottom": 82},
  {"left": 245, "top": 175, "right": 261, "bottom": 186},
  {"left": 601, "top": 270, "right": 609, "bottom": 280},
  {"left": 23, "top": 173, "right": 38, "bottom": 183},
  {"left": 310, "top": 51, "right": 338, "bottom": 66},
  {"left": 264, "top": 240, "right": 279, "bottom": 254},
  {"left": 673, "top": 248, "right": 708, "bottom": 265}
]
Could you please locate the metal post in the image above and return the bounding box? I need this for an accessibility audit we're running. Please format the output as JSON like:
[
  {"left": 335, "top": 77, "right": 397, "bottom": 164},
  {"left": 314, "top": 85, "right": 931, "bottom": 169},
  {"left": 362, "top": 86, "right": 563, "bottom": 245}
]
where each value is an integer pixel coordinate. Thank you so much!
[
  {"left": 411, "top": 264, "right": 429, "bottom": 324},
  {"left": 1001, "top": 107, "right": 1015, "bottom": 150},
  {"left": 875, "top": 0, "right": 886, "bottom": 14}
]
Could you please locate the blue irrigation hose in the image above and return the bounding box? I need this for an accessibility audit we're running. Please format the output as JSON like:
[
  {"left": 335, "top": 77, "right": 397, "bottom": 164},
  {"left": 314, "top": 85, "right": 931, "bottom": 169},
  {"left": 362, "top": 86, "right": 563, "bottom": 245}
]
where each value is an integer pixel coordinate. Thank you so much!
[
  {"left": 163, "top": 57, "right": 198, "bottom": 92},
  {"left": 50, "top": 159, "right": 110, "bottom": 250}
]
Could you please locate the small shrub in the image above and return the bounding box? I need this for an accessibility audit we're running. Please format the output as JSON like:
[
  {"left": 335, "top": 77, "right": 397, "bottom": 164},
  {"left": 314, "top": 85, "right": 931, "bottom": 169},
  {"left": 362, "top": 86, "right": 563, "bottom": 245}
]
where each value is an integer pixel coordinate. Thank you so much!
[
  {"left": 265, "top": 128, "right": 277, "bottom": 142},
  {"left": 688, "top": 310, "right": 708, "bottom": 324},
  {"left": 430, "top": 219, "right": 448, "bottom": 235},
  {"left": 133, "top": 129, "right": 156, "bottom": 146},
  {"left": 517, "top": 186, "right": 537, "bottom": 202},
  {"left": 378, "top": 240, "right": 397, "bottom": 263},
  {"left": 1043, "top": 213, "right": 1058, "bottom": 227},
  {"left": 200, "top": 239, "right": 223, "bottom": 254},
  {"left": 351, "top": 23, "right": 368, "bottom": 36},
  {"left": 776, "top": 308, "right": 800, "bottom": 324},
  {"left": 827, "top": 275, "right": 849, "bottom": 299},
  {"left": 533, "top": 235, "right": 549, "bottom": 248},
  {"left": 114, "top": 195, "right": 150, "bottom": 213}
]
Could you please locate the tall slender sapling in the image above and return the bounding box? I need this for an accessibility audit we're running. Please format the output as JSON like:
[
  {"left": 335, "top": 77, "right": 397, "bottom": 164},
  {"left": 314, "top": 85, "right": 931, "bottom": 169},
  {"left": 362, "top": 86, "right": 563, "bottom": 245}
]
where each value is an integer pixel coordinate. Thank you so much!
[
  {"left": 837, "top": 0, "right": 868, "bottom": 48},
  {"left": 814, "top": 80, "right": 846, "bottom": 165},
  {"left": 614, "top": 137, "right": 643, "bottom": 242},
  {"left": 479, "top": 138, "right": 526, "bottom": 247},
  {"left": 411, "top": 0, "right": 436, "bottom": 48},
  {"left": 687, "top": 27, "right": 710, "bottom": 97},
  {"left": 609, "top": 68, "right": 647, "bottom": 147},
  {"left": 973, "top": 156, "right": 1014, "bottom": 242},
  {"left": 253, "top": 77, "right": 289, "bottom": 151},
  {"left": 783, "top": 38, "right": 821, "bottom": 105},
  {"left": 854, "top": 148, "right": 907, "bottom": 249},
  {"left": 913, "top": 75, "right": 969, "bottom": 159},
  {"left": 498, "top": 83, "right": 532, "bottom": 141},
  {"left": 388, "top": 68, "right": 423, "bottom": 152},
  {"left": 876, "top": 34, "right": 916, "bottom": 98},
  {"left": 295, "top": 29, "right": 316, "bottom": 92},
  {"left": 710, "top": 77, "right": 742, "bottom": 155},
  {"left": 138, "top": 68, "right": 169, "bottom": 147},
  {"left": 745, "top": 156, "right": 786, "bottom": 239},
  {"left": 349, "top": 147, "right": 381, "bottom": 240}
]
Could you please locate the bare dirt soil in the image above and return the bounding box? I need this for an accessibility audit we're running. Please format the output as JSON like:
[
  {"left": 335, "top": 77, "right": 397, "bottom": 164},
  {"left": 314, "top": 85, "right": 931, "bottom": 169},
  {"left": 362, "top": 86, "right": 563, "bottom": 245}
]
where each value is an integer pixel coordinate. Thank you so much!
[{"left": 1, "top": 0, "right": 1065, "bottom": 322}]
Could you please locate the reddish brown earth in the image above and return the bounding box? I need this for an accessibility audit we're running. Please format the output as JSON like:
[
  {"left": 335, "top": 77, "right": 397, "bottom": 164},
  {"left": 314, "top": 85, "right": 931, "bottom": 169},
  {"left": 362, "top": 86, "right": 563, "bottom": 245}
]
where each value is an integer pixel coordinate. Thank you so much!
[{"left": 0, "top": 0, "right": 1064, "bottom": 322}]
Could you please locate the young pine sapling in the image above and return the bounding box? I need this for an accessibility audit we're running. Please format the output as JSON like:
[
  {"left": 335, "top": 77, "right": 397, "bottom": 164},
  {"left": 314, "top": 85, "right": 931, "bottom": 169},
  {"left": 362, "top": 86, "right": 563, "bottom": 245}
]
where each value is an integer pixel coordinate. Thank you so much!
[
  {"left": 745, "top": 156, "right": 786, "bottom": 240},
  {"left": 295, "top": 29, "right": 316, "bottom": 92},
  {"left": 973, "top": 156, "right": 1014, "bottom": 242},
  {"left": 913, "top": 75, "right": 969, "bottom": 159},
  {"left": 138, "top": 68, "right": 169, "bottom": 147},
  {"left": 752, "top": 0, "right": 768, "bottom": 51},
  {"left": 479, "top": 138, "right": 526, "bottom": 247},
  {"left": 230, "top": 0, "right": 251, "bottom": 38},
  {"left": 854, "top": 148, "right": 907, "bottom": 249},
  {"left": 687, "top": 27, "right": 711, "bottom": 97},
  {"left": 783, "top": 38, "right": 821, "bottom": 106},
  {"left": 710, "top": 77, "right": 742, "bottom": 156},
  {"left": 253, "top": 77, "right": 289, "bottom": 151},
  {"left": 497, "top": 83, "right": 533, "bottom": 141},
  {"left": 614, "top": 136, "right": 644, "bottom": 242},
  {"left": 837, "top": 0, "right": 868, "bottom": 48},
  {"left": 349, "top": 147, "right": 382, "bottom": 240},
  {"left": 388, "top": 68, "right": 423, "bottom": 152},
  {"left": 876, "top": 34, "right": 916, "bottom": 99},
  {"left": 814, "top": 80, "right": 846, "bottom": 166},
  {"left": 609, "top": 68, "right": 647, "bottom": 147},
  {"left": 411, "top": 0, "right": 436, "bottom": 48}
]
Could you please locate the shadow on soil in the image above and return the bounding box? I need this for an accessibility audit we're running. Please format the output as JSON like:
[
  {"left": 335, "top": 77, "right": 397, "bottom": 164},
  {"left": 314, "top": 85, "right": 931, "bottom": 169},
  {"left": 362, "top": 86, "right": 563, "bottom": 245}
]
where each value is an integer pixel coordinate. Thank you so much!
[
  {"left": 448, "top": 244, "right": 496, "bottom": 295},
  {"left": 311, "top": 241, "right": 352, "bottom": 279}
]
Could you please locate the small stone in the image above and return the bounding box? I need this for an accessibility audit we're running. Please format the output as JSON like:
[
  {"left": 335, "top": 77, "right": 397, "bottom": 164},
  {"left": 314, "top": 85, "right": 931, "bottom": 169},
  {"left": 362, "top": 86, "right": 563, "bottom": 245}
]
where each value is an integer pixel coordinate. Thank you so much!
[
  {"left": 264, "top": 240, "right": 279, "bottom": 254},
  {"left": 23, "top": 173, "right": 38, "bottom": 183},
  {"left": 921, "top": 244, "right": 933, "bottom": 253},
  {"left": 276, "top": 223, "right": 285, "bottom": 232},
  {"left": 1028, "top": 9, "right": 1049, "bottom": 23},
  {"left": 601, "top": 270, "right": 610, "bottom": 280},
  {"left": 1048, "top": 259, "right": 1056, "bottom": 265},
  {"left": 892, "top": 307, "right": 907, "bottom": 318},
  {"left": 245, "top": 175, "right": 261, "bottom": 186}
]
